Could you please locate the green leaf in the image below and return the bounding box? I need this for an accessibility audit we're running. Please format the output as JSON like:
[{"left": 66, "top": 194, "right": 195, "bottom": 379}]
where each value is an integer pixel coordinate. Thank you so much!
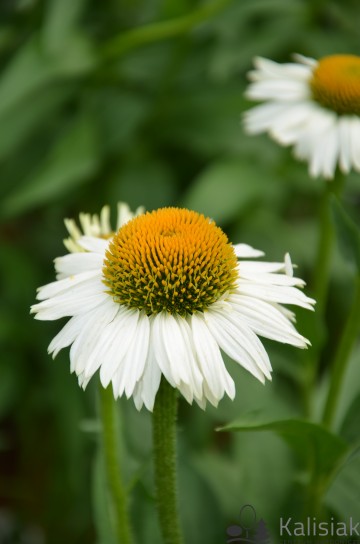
[
  {"left": 326, "top": 455, "right": 360, "bottom": 520},
  {"left": 339, "top": 393, "right": 360, "bottom": 445},
  {"left": 220, "top": 413, "right": 348, "bottom": 481},
  {"left": 1, "top": 114, "right": 99, "bottom": 218},
  {"left": 182, "top": 157, "right": 281, "bottom": 224},
  {"left": 0, "top": 35, "right": 94, "bottom": 122},
  {"left": 42, "top": 0, "right": 88, "bottom": 54},
  {"left": 331, "top": 196, "right": 360, "bottom": 271},
  {"left": 0, "top": 84, "right": 74, "bottom": 161}
]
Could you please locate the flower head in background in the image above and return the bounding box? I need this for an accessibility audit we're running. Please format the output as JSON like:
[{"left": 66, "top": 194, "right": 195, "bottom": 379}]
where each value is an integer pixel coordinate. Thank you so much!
[
  {"left": 31, "top": 206, "right": 315, "bottom": 411},
  {"left": 244, "top": 54, "right": 360, "bottom": 179}
]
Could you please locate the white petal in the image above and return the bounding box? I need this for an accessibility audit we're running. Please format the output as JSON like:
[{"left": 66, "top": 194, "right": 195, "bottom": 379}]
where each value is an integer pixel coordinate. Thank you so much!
[
  {"left": 100, "top": 205, "right": 111, "bottom": 234},
  {"left": 213, "top": 308, "right": 273, "bottom": 377},
  {"left": 99, "top": 308, "right": 140, "bottom": 387},
  {"left": 77, "top": 236, "right": 109, "bottom": 254},
  {"left": 228, "top": 294, "right": 310, "bottom": 347},
  {"left": 151, "top": 312, "right": 199, "bottom": 390},
  {"left": 48, "top": 315, "right": 85, "bottom": 358},
  {"left": 338, "top": 116, "right": 352, "bottom": 174},
  {"left": 54, "top": 252, "right": 104, "bottom": 279},
  {"left": 35, "top": 270, "right": 101, "bottom": 301},
  {"left": 132, "top": 341, "right": 161, "bottom": 411},
  {"left": 237, "top": 281, "right": 315, "bottom": 310},
  {"left": 113, "top": 311, "right": 150, "bottom": 398},
  {"left": 349, "top": 116, "right": 360, "bottom": 171},
  {"left": 190, "top": 313, "right": 235, "bottom": 401},
  {"left": 233, "top": 243, "right": 264, "bottom": 258},
  {"left": 31, "top": 277, "right": 107, "bottom": 320},
  {"left": 69, "top": 299, "right": 118, "bottom": 376},
  {"left": 205, "top": 309, "right": 268, "bottom": 383}
]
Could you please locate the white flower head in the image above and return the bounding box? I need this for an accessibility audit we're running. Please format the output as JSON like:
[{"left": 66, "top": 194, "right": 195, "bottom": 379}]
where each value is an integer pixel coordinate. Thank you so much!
[
  {"left": 243, "top": 54, "right": 360, "bottom": 179},
  {"left": 31, "top": 206, "right": 315, "bottom": 411}
]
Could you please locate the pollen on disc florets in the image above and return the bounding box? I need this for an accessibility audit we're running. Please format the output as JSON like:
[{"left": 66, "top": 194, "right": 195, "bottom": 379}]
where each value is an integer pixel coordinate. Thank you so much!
[
  {"left": 310, "top": 54, "right": 360, "bottom": 115},
  {"left": 102, "top": 207, "right": 238, "bottom": 316}
]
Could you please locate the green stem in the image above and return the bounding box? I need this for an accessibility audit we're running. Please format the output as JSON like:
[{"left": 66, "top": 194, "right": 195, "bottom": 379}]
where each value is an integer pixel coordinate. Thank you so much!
[
  {"left": 99, "top": 385, "right": 134, "bottom": 544},
  {"left": 101, "top": 0, "right": 231, "bottom": 61},
  {"left": 313, "top": 172, "right": 345, "bottom": 315},
  {"left": 153, "top": 379, "right": 183, "bottom": 544},
  {"left": 303, "top": 173, "right": 346, "bottom": 417},
  {"left": 322, "top": 275, "right": 360, "bottom": 429}
]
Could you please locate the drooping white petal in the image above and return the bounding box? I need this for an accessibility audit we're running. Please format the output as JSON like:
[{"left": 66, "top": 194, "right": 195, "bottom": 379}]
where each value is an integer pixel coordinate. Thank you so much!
[
  {"left": 99, "top": 308, "right": 140, "bottom": 387},
  {"left": 151, "top": 312, "right": 201, "bottom": 391},
  {"left": 204, "top": 309, "right": 268, "bottom": 383},
  {"left": 212, "top": 307, "right": 273, "bottom": 377},
  {"left": 112, "top": 311, "right": 150, "bottom": 399},
  {"left": 349, "top": 116, "right": 360, "bottom": 170},
  {"left": 238, "top": 281, "right": 315, "bottom": 310},
  {"left": 233, "top": 243, "right": 264, "bottom": 258},
  {"left": 69, "top": 298, "right": 118, "bottom": 376},
  {"left": 132, "top": 341, "right": 161, "bottom": 411},
  {"left": 338, "top": 116, "right": 353, "bottom": 174},
  {"left": 48, "top": 314, "right": 85, "bottom": 358},
  {"left": 190, "top": 313, "right": 235, "bottom": 401},
  {"left": 228, "top": 294, "right": 310, "bottom": 347}
]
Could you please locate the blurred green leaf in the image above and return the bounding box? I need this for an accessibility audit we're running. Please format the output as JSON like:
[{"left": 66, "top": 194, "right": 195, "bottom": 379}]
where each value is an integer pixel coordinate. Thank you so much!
[
  {"left": 326, "top": 455, "right": 360, "bottom": 520},
  {"left": 0, "top": 84, "right": 74, "bottom": 161},
  {"left": 0, "top": 38, "right": 59, "bottom": 120},
  {"left": 0, "top": 35, "right": 93, "bottom": 122},
  {"left": 331, "top": 196, "right": 360, "bottom": 272},
  {"left": 42, "top": 0, "right": 88, "bottom": 54},
  {"left": 339, "top": 394, "right": 360, "bottom": 445},
  {"left": 93, "top": 89, "right": 150, "bottom": 155},
  {"left": 1, "top": 113, "right": 99, "bottom": 217},
  {"left": 220, "top": 413, "right": 348, "bottom": 480},
  {"left": 182, "top": 157, "right": 281, "bottom": 223},
  {"left": 107, "top": 157, "right": 177, "bottom": 210}
]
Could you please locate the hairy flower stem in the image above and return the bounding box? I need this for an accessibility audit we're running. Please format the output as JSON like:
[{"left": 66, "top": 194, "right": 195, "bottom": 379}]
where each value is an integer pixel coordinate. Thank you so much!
[
  {"left": 322, "top": 275, "right": 360, "bottom": 429},
  {"left": 99, "top": 385, "right": 134, "bottom": 544},
  {"left": 153, "top": 379, "right": 184, "bottom": 544}
]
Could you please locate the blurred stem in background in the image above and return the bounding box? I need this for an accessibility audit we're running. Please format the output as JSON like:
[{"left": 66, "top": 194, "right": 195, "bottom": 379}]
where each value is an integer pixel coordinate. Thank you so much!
[
  {"left": 101, "top": 0, "right": 232, "bottom": 61},
  {"left": 153, "top": 379, "right": 184, "bottom": 544},
  {"left": 313, "top": 172, "right": 345, "bottom": 315},
  {"left": 304, "top": 172, "right": 346, "bottom": 416},
  {"left": 322, "top": 274, "right": 360, "bottom": 429},
  {"left": 99, "top": 385, "right": 134, "bottom": 544}
]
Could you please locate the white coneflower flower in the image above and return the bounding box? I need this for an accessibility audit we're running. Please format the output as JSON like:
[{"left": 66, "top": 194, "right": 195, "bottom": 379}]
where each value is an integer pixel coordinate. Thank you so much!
[
  {"left": 244, "top": 54, "right": 360, "bottom": 179},
  {"left": 31, "top": 206, "right": 315, "bottom": 411}
]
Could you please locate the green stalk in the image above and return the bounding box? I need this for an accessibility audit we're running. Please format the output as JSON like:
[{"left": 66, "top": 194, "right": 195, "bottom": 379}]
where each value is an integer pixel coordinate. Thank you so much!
[
  {"left": 304, "top": 172, "right": 346, "bottom": 416},
  {"left": 322, "top": 275, "right": 360, "bottom": 429},
  {"left": 101, "top": 0, "right": 231, "bottom": 61},
  {"left": 99, "top": 384, "right": 134, "bottom": 544},
  {"left": 153, "top": 379, "right": 184, "bottom": 544},
  {"left": 312, "top": 172, "right": 345, "bottom": 315}
]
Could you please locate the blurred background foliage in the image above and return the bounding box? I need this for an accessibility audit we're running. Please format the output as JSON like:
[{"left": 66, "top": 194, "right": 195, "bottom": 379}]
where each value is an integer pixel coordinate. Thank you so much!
[{"left": 1, "top": 0, "right": 360, "bottom": 543}]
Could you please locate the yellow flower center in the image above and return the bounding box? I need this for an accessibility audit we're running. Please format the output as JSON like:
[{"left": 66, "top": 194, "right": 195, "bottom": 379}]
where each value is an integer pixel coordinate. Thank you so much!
[
  {"left": 103, "top": 207, "right": 238, "bottom": 315},
  {"left": 310, "top": 54, "right": 360, "bottom": 115}
]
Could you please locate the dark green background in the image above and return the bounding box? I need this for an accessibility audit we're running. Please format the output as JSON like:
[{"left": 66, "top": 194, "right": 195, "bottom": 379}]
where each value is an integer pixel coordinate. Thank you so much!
[{"left": 1, "top": 1, "right": 360, "bottom": 543}]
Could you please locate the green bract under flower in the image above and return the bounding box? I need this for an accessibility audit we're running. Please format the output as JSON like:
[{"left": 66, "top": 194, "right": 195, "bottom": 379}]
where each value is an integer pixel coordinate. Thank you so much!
[{"left": 102, "top": 208, "right": 238, "bottom": 316}]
